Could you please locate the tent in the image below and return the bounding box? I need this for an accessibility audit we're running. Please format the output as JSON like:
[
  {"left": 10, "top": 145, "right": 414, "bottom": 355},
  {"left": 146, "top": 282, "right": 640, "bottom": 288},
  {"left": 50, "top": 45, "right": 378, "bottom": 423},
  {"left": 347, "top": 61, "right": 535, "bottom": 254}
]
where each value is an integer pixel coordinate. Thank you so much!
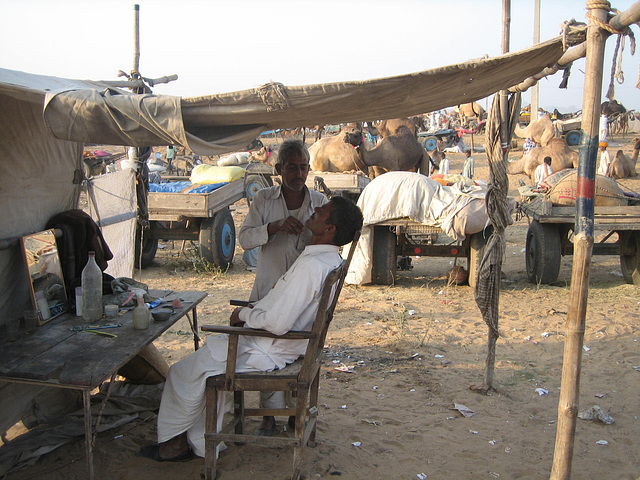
[{"left": 0, "top": 37, "right": 568, "bottom": 443}]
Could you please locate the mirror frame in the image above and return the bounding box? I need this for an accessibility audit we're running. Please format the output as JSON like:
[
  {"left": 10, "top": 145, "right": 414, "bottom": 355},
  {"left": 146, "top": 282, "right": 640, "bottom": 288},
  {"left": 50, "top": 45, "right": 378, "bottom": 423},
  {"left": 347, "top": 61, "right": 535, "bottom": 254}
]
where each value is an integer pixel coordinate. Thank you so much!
[{"left": 21, "top": 229, "right": 68, "bottom": 324}]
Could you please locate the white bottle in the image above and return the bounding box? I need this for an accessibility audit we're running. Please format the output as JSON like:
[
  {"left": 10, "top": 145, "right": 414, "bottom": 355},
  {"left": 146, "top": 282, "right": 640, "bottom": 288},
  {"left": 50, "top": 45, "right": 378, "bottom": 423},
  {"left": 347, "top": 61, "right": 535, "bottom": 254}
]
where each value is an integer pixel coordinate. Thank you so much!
[
  {"left": 81, "top": 251, "right": 103, "bottom": 322},
  {"left": 132, "top": 295, "right": 150, "bottom": 330}
]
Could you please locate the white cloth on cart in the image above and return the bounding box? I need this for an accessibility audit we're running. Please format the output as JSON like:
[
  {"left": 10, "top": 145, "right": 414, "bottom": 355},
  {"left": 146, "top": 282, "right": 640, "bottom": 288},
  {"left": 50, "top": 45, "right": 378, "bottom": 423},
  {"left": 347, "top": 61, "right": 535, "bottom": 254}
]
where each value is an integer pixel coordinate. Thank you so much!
[{"left": 344, "top": 171, "right": 489, "bottom": 285}]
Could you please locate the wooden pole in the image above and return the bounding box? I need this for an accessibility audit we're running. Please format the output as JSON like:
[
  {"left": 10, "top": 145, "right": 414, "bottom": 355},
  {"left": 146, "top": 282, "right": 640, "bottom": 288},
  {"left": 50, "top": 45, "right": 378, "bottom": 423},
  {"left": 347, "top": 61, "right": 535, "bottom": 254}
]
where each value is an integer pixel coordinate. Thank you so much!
[
  {"left": 549, "top": 1, "right": 609, "bottom": 478},
  {"left": 133, "top": 4, "right": 140, "bottom": 74},
  {"left": 530, "top": 0, "right": 541, "bottom": 122}
]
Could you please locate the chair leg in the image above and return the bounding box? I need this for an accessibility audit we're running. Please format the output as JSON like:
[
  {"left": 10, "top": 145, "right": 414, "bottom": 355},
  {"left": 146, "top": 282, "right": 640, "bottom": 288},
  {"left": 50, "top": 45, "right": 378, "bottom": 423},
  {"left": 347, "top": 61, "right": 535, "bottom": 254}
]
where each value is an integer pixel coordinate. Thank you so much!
[
  {"left": 234, "top": 391, "right": 244, "bottom": 434},
  {"left": 308, "top": 371, "right": 320, "bottom": 447},
  {"left": 291, "top": 388, "right": 309, "bottom": 480},
  {"left": 205, "top": 384, "right": 219, "bottom": 480}
]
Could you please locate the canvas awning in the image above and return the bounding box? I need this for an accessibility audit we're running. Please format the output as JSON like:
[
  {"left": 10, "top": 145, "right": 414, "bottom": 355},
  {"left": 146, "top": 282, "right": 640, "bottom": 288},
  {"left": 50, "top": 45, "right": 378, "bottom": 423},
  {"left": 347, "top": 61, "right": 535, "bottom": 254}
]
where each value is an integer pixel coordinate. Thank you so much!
[{"left": 0, "top": 38, "right": 565, "bottom": 156}]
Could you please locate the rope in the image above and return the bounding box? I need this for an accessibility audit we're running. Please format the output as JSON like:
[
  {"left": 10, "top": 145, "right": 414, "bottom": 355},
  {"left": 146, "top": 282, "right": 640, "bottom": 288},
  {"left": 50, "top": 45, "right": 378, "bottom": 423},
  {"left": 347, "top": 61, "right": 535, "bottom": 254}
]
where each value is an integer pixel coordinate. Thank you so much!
[
  {"left": 585, "top": 2, "right": 639, "bottom": 98},
  {"left": 257, "top": 82, "right": 290, "bottom": 112}
]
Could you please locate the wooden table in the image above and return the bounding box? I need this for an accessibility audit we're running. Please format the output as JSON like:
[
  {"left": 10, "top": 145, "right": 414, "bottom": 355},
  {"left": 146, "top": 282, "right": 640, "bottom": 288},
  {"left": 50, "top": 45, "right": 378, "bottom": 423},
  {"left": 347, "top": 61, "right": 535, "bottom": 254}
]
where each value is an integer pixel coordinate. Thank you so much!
[{"left": 0, "top": 289, "right": 207, "bottom": 479}]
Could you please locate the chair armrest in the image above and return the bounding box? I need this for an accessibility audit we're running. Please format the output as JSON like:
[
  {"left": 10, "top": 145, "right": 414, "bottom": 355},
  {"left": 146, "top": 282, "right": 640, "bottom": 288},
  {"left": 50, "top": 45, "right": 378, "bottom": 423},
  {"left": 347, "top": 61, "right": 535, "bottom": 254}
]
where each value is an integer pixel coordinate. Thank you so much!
[
  {"left": 230, "top": 299, "right": 251, "bottom": 307},
  {"left": 201, "top": 324, "right": 316, "bottom": 340}
]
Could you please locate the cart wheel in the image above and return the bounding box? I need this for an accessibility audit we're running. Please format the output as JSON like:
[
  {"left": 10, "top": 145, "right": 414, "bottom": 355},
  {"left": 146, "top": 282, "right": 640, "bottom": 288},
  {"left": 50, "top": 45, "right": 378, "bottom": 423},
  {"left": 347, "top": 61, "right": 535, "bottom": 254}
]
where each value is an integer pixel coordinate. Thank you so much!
[
  {"left": 134, "top": 224, "right": 158, "bottom": 269},
  {"left": 199, "top": 208, "right": 235, "bottom": 269},
  {"left": 245, "top": 174, "right": 273, "bottom": 205},
  {"left": 619, "top": 231, "right": 640, "bottom": 284},
  {"left": 371, "top": 225, "right": 397, "bottom": 285},
  {"left": 526, "top": 220, "right": 562, "bottom": 284},
  {"left": 565, "top": 130, "right": 581, "bottom": 146},
  {"left": 423, "top": 136, "right": 438, "bottom": 152},
  {"left": 468, "top": 226, "right": 493, "bottom": 289}
]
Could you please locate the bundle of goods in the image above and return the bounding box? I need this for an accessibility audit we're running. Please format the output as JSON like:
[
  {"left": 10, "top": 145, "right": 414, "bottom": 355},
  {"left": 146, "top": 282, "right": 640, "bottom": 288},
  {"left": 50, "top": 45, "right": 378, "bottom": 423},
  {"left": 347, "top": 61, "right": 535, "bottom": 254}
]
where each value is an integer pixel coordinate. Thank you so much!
[{"left": 539, "top": 169, "right": 628, "bottom": 206}]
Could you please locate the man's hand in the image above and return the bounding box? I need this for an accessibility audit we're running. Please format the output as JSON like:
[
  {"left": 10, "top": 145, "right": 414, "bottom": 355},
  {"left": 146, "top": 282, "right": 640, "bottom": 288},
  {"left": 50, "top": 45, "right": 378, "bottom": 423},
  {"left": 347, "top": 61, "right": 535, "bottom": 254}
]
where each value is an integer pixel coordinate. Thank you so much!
[
  {"left": 230, "top": 307, "right": 245, "bottom": 327},
  {"left": 267, "top": 216, "right": 304, "bottom": 237}
]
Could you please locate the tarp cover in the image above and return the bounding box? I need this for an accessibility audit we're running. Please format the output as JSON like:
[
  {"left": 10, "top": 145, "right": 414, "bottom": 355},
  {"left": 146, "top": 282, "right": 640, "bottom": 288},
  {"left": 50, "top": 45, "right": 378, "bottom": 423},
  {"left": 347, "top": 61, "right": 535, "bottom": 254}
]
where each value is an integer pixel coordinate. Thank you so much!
[
  {"left": 345, "top": 172, "right": 490, "bottom": 285},
  {"left": 0, "top": 38, "right": 564, "bottom": 156}
]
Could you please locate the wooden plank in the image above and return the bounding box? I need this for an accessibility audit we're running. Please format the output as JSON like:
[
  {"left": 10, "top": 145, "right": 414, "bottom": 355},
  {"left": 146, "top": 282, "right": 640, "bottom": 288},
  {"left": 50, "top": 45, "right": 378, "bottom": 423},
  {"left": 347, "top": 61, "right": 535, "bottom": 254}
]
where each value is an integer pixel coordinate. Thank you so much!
[
  {"left": 148, "top": 179, "right": 244, "bottom": 218},
  {"left": 306, "top": 173, "right": 370, "bottom": 190}
]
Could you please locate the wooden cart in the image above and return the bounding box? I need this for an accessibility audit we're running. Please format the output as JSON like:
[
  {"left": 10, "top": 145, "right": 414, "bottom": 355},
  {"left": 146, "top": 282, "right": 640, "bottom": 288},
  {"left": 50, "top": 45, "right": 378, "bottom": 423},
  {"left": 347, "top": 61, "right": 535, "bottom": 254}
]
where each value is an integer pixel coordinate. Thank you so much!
[
  {"left": 306, "top": 172, "right": 371, "bottom": 202},
  {"left": 517, "top": 198, "right": 640, "bottom": 285},
  {"left": 369, "top": 220, "right": 492, "bottom": 289},
  {"left": 137, "top": 178, "right": 245, "bottom": 269}
]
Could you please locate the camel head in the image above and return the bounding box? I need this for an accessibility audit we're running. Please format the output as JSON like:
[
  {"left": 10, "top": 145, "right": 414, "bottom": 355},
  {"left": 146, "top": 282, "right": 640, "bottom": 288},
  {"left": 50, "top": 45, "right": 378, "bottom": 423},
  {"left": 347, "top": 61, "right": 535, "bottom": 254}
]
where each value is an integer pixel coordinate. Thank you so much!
[{"left": 340, "top": 123, "right": 363, "bottom": 148}]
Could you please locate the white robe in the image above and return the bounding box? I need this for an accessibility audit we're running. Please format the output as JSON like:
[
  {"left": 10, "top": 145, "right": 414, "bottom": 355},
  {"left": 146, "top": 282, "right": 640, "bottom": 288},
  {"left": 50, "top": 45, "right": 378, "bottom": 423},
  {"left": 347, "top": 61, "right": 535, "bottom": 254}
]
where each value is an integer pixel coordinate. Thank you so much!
[
  {"left": 238, "top": 185, "right": 327, "bottom": 301},
  {"left": 157, "top": 244, "right": 342, "bottom": 457}
]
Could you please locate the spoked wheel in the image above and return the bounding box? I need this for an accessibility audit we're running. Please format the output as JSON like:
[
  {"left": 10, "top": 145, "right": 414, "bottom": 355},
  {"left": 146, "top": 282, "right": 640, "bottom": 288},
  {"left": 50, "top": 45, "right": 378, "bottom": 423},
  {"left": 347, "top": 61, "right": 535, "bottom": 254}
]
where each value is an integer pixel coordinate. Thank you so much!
[
  {"left": 526, "top": 220, "right": 562, "bottom": 284},
  {"left": 199, "top": 208, "right": 235, "bottom": 269},
  {"left": 619, "top": 231, "right": 640, "bottom": 285}
]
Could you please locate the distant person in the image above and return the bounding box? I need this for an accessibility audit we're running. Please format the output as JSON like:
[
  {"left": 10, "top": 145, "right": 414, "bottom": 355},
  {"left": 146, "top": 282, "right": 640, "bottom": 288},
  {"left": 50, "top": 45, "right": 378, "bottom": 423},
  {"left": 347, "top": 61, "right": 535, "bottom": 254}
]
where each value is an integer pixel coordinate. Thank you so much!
[
  {"left": 462, "top": 150, "right": 475, "bottom": 179},
  {"left": 597, "top": 141, "right": 612, "bottom": 177},
  {"left": 438, "top": 152, "right": 449, "bottom": 175},
  {"left": 166, "top": 145, "right": 178, "bottom": 172},
  {"left": 599, "top": 113, "right": 609, "bottom": 143},
  {"left": 534, "top": 156, "right": 553, "bottom": 187}
]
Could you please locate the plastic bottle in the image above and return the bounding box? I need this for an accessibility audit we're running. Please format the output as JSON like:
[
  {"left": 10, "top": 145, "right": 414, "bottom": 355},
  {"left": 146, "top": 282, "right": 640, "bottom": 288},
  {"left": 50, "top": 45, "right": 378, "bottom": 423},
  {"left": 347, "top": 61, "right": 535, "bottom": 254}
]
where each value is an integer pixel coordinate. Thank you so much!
[
  {"left": 81, "top": 251, "right": 103, "bottom": 322},
  {"left": 132, "top": 295, "right": 150, "bottom": 330},
  {"left": 35, "top": 290, "right": 51, "bottom": 321}
]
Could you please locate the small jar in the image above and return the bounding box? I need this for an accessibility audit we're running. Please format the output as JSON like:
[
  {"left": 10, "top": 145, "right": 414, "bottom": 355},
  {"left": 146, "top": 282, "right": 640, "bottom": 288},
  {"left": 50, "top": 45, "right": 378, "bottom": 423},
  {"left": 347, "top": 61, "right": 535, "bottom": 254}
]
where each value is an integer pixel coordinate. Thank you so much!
[{"left": 104, "top": 304, "right": 119, "bottom": 319}]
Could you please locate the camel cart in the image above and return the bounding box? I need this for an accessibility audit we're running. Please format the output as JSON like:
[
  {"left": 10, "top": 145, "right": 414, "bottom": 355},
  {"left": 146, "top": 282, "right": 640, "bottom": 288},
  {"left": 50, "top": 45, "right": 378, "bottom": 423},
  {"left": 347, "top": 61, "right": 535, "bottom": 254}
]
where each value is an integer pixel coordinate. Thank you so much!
[
  {"left": 517, "top": 196, "right": 640, "bottom": 285},
  {"left": 137, "top": 177, "right": 246, "bottom": 269},
  {"left": 369, "top": 221, "right": 491, "bottom": 288},
  {"left": 305, "top": 171, "right": 371, "bottom": 202}
]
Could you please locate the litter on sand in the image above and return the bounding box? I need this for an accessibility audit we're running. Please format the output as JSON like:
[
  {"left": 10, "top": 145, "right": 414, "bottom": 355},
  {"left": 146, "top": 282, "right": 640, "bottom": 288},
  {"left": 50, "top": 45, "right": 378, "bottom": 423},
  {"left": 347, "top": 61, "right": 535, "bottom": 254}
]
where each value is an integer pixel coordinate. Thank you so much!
[
  {"left": 351, "top": 441, "right": 362, "bottom": 447},
  {"left": 535, "top": 388, "right": 549, "bottom": 396},
  {"left": 417, "top": 474, "right": 428, "bottom": 480},
  {"left": 596, "top": 440, "right": 610, "bottom": 445},
  {"left": 454, "top": 403, "right": 476, "bottom": 417},
  {"left": 579, "top": 405, "right": 615, "bottom": 424}
]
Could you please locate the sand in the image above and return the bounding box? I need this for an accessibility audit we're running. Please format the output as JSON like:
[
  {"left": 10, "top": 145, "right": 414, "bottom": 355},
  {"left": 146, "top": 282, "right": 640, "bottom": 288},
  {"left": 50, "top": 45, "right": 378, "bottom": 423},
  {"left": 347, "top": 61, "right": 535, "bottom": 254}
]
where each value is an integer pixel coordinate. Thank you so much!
[{"left": 5, "top": 133, "right": 640, "bottom": 480}]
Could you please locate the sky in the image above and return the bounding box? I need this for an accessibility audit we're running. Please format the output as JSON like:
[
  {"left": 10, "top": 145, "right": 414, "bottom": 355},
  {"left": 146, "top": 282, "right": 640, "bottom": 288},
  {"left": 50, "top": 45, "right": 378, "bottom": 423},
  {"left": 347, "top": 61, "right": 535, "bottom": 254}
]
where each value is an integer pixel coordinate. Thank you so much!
[{"left": 1, "top": 0, "right": 638, "bottom": 113}]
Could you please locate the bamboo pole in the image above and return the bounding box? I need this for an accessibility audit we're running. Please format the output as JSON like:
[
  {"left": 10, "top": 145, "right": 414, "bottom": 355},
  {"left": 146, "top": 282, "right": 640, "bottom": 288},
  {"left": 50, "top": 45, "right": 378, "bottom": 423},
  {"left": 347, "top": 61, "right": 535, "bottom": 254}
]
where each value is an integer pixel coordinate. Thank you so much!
[
  {"left": 133, "top": 4, "right": 140, "bottom": 75},
  {"left": 549, "top": 1, "right": 609, "bottom": 478}
]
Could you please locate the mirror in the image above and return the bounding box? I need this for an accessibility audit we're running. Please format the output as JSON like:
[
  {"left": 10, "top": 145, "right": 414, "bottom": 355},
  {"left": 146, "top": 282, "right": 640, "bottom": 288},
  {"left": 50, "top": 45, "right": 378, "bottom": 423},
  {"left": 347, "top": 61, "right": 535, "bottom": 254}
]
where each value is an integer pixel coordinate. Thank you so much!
[{"left": 21, "top": 229, "right": 68, "bottom": 324}]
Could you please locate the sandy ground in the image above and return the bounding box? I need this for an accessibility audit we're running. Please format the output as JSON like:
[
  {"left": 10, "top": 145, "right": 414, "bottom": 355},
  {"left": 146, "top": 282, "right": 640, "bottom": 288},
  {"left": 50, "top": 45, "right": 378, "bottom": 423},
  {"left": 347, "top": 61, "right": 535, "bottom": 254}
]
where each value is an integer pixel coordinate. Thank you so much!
[{"left": 5, "top": 133, "right": 640, "bottom": 480}]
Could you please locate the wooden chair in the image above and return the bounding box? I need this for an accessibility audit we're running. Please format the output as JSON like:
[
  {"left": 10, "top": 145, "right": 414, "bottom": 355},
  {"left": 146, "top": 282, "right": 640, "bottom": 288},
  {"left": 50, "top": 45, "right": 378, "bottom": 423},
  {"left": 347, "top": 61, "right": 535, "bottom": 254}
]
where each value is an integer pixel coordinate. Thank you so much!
[{"left": 201, "top": 234, "right": 359, "bottom": 480}]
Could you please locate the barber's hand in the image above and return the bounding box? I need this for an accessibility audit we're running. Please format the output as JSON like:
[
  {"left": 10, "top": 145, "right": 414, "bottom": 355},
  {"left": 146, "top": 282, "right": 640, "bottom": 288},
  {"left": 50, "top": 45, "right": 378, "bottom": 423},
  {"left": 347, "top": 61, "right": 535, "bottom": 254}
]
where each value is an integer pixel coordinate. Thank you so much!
[
  {"left": 230, "top": 307, "right": 245, "bottom": 327},
  {"left": 268, "top": 216, "right": 304, "bottom": 236}
]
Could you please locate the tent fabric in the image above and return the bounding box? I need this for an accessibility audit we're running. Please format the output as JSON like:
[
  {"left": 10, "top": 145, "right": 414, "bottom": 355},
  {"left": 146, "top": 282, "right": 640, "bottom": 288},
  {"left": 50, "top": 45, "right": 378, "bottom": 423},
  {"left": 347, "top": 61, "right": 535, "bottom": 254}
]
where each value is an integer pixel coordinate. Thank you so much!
[
  {"left": 1, "top": 38, "right": 564, "bottom": 156},
  {"left": 344, "top": 172, "right": 489, "bottom": 285}
]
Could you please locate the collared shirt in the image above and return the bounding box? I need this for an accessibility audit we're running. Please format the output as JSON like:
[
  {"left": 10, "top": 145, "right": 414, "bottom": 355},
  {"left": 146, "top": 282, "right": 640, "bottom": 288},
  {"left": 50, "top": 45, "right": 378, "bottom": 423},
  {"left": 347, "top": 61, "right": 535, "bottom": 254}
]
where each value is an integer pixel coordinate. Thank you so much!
[
  {"left": 209, "top": 244, "right": 342, "bottom": 371},
  {"left": 534, "top": 163, "right": 553, "bottom": 186},
  {"left": 238, "top": 184, "right": 327, "bottom": 301},
  {"left": 462, "top": 157, "right": 475, "bottom": 179}
]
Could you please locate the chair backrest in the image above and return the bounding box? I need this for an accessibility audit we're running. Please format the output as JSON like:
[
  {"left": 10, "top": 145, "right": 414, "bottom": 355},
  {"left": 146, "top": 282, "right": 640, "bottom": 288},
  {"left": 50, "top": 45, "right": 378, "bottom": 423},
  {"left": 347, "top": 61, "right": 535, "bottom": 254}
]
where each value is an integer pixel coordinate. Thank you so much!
[{"left": 298, "top": 231, "right": 360, "bottom": 379}]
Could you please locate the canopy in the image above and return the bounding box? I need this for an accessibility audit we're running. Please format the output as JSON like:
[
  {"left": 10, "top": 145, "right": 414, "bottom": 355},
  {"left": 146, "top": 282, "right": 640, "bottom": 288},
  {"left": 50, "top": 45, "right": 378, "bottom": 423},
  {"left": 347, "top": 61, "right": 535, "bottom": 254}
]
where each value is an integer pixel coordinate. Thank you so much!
[{"left": 1, "top": 38, "right": 565, "bottom": 156}]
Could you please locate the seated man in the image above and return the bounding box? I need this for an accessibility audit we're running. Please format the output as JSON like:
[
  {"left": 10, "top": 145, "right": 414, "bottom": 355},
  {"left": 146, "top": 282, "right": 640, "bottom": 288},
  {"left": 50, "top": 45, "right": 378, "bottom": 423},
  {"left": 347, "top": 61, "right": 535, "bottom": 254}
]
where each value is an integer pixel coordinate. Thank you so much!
[{"left": 139, "top": 196, "right": 363, "bottom": 462}]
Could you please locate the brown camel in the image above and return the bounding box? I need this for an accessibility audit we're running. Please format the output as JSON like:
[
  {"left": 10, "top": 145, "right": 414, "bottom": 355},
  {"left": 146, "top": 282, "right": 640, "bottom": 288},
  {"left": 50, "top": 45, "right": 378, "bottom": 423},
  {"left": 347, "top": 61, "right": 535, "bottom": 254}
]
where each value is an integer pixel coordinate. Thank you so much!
[
  {"left": 308, "top": 123, "right": 366, "bottom": 173},
  {"left": 356, "top": 125, "right": 430, "bottom": 178},
  {"left": 507, "top": 137, "right": 579, "bottom": 179},
  {"left": 609, "top": 149, "right": 638, "bottom": 179},
  {"left": 455, "top": 102, "right": 486, "bottom": 127},
  {"left": 514, "top": 113, "right": 558, "bottom": 147},
  {"left": 247, "top": 146, "right": 277, "bottom": 167},
  {"left": 371, "top": 118, "right": 418, "bottom": 138}
]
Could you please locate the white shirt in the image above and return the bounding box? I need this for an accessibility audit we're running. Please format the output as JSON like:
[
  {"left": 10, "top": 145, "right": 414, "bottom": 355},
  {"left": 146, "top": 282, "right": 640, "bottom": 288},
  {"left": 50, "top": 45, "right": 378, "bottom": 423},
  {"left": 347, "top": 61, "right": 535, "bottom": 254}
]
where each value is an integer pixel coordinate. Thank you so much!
[
  {"left": 599, "top": 115, "right": 608, "bottom": 142},
  {"left": 597, "top": 150, "right": 612, "bottom": 176},
  {"left": 208, "top": 244, "right": 342, "bottom": 371},
  {"left": 238, "top": 185, "right": 327, "bottom": 301},
  {"left": 462, "top": 156, "right": 474, "bottom": 179},
  {"left": 438, "top": 158, "right": 450, "bottom": 175},
  {"left": 534, "top": 163, "right": 553, "bottom": 186}
]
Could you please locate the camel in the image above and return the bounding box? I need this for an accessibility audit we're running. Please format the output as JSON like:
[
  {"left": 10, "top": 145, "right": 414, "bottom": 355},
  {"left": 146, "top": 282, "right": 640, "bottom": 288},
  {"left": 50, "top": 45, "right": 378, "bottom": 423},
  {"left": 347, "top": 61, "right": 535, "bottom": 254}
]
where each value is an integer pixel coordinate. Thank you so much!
[
  {"left": 507, "top": 137, "right": 579, "bottom": 179},
  {"left": 308, "top": 123, "right": 366, "bottom": 173},
  {"left": 371, "top": 118, "right": 418, "bottom": 138},
  {"left": 356, "top": 124, "right": 430, "bottom": 178},
  {"left": 247, "top": 146, "right": 277, "bottom": 167},
  {"left": 455, "top": 102, "right": 486, "bottom": 127},
  {"left": 514, "top": 113, "right": 558, "bottom": 147},
  {"left": 609, "top": 149, "right": 637, "bottom": 179}
]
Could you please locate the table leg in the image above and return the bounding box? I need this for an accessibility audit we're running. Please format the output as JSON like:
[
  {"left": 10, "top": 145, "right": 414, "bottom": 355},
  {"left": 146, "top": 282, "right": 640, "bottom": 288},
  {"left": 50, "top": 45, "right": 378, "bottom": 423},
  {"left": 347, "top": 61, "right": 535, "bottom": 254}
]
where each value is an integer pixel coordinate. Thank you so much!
[
  {"left": 83, "top": 389, "right": 94, "bottom": 480},
  {"left": 192, "top": 308, "right": 200, "bottom": 350}
]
